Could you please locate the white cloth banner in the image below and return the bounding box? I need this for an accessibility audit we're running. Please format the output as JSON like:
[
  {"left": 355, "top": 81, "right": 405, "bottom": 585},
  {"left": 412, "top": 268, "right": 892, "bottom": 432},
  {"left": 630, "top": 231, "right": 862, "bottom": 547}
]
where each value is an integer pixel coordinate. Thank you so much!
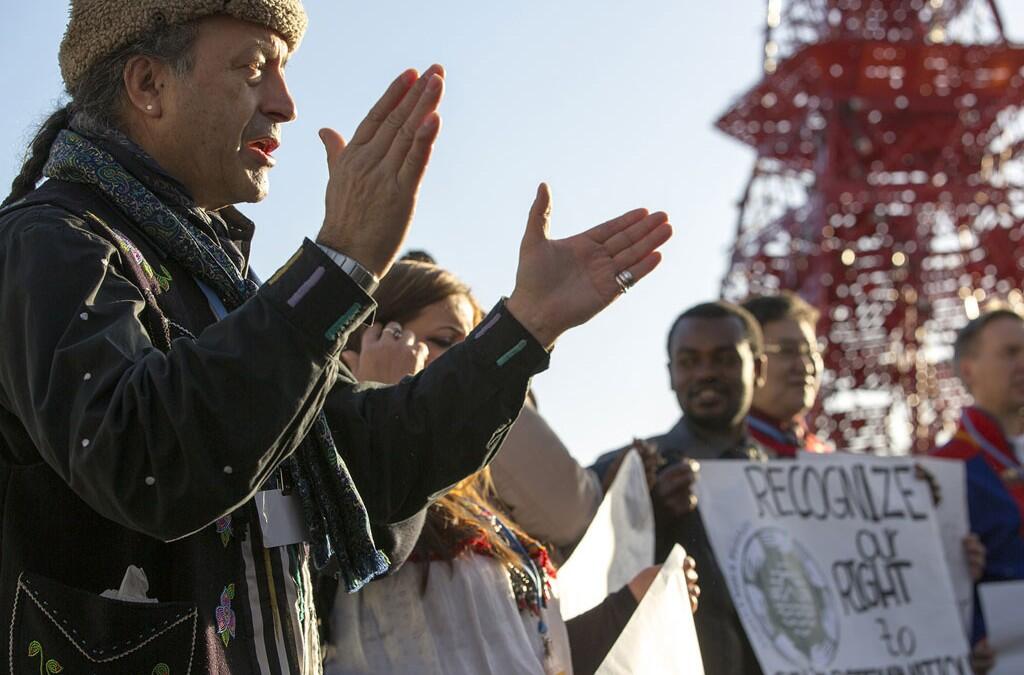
[
  {"left": 558, "top": 450, "right": 654, "bottom": 620},
  {"left": 916, "top": 456, "right": 974, "bottom": 634},
  {"left": 596, "top": 544, "right": 705, "bottom": 675},
  {"left": 696, "top": 454, "right": 970, "bottom": 674},
  {"left": 978, "top": 580, "right": 1024, "bottom": 675}
]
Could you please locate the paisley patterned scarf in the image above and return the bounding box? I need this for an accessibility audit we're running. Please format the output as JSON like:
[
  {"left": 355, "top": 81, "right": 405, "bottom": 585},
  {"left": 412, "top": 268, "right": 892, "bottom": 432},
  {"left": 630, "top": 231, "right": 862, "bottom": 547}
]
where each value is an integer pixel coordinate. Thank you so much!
[{"left": 44, "top": 126, "right": 389, "bottom": 592}]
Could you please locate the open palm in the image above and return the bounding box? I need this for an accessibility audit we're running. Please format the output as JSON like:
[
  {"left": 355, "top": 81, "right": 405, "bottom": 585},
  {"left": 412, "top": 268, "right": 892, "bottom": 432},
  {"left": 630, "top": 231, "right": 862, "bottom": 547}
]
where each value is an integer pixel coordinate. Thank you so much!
[{"left": 507, "top": 184, "right": 673, "bottom": 347}]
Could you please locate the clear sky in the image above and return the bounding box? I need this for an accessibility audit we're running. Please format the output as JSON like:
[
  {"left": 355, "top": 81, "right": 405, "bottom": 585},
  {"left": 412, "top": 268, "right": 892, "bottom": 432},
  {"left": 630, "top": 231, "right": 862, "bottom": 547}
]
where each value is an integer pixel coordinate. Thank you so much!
[{"left": 3, "top": 2, "right": 1024, "bottom": 464}]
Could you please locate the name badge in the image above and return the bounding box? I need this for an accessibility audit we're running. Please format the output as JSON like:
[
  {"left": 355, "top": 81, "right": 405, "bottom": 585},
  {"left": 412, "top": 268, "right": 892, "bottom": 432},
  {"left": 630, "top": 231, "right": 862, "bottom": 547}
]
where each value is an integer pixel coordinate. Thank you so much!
[{"left": 255, "top": 489, "right": 309, "bottom": 548}]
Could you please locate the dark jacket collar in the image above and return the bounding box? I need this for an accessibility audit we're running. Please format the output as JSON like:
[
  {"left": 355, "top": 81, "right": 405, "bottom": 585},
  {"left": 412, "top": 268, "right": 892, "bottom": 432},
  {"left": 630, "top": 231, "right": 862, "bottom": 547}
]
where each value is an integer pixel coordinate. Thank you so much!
[
  {"left": 215, "top": 206, "right": 255, "bottom": 274},
  {"left": 659, "top": 416, "right": 765, "bottom": 462}
]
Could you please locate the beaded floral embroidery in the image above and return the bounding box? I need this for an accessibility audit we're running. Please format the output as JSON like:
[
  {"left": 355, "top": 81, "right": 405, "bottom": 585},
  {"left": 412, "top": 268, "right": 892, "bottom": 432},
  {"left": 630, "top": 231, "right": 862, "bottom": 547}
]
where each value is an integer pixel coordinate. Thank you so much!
[
  {"left": 155, "top": 264, "right": 173, "bottom": 293},
  {"left": 27, "top": 640, "right": 63, "bottom": 673},
  {"left": 107, "top": 228, "right": 161, "bottom": 295},
  {"left": 215, "top": 584, "right": 237, "bottom": 647},
  {"left": 215, "top": 515, "right": 233, "bottom": 547}
]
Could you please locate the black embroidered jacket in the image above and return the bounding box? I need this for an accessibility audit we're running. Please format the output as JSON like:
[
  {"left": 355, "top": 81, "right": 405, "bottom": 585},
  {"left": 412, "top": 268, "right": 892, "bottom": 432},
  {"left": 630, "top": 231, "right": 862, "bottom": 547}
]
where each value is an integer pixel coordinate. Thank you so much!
[{"left": 0, "top": 178, "right": 548, "bottom": 674}]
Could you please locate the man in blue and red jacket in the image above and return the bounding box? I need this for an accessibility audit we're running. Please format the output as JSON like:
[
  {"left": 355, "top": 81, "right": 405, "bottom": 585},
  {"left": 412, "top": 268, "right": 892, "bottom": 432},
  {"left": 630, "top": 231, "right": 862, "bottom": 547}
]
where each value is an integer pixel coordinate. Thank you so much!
[{"left": 933, "top": 306, "right": 1024, "bottom": 671}]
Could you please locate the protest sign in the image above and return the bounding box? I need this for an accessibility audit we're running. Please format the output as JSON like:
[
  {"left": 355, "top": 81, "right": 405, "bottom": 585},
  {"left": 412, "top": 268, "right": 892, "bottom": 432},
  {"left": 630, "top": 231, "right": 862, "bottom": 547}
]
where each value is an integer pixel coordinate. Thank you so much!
[
  {"left": 915, "top": 457, "right": 973, "bottom": 633},
  {"left": 596, "top": 544, "right": 705, "bottom": 675},
  {"left": 978, "top": 580, "right": 1024, "bottom": 675},
  {"left": 558, "top": 450, "right": 654, "bottom": 620},
  {"left": 696, "top": 454, "right": 970, "bottom": 674},
  {"left": 802, "top": 453, "right": 974, "bottom": 636}
]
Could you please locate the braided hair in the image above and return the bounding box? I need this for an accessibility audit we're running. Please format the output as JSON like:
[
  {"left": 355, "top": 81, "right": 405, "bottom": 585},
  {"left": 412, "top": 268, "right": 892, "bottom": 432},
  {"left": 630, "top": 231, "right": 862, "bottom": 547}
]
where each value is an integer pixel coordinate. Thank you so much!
[
  {"left": 3, "top": 22, "right": 198, "bottom": 207},
  {"left": 2, "top": 106, "right": 73, "bottom": 208}
]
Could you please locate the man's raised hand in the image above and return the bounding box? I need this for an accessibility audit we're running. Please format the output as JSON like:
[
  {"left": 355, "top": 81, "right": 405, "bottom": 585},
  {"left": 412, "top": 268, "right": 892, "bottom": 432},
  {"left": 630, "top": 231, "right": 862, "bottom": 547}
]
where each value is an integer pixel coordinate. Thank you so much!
[
  {"left": 506, "top": 183, "right": 673, "bottom": 348},
  {"left": 316, "top": 66, "right": 445, "bottom": 277}
]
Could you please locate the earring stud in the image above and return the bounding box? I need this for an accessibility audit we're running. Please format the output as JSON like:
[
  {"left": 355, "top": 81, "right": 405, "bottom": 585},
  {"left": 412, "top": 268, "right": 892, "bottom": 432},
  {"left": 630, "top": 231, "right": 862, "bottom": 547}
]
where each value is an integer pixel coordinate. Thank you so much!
[{"left": 146, "top": 104, "right": 153, "bottom": 111}]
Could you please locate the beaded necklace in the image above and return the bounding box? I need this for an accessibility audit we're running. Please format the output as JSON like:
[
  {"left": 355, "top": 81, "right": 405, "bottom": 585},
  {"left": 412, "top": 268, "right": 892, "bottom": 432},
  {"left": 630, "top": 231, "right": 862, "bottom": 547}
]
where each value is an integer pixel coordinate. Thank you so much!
[
  {"left": 472, "top": 505, "right": 554, "bottom": 658},
  {"left": 410, "top": 499, "right": 557, "bottom": 658}
]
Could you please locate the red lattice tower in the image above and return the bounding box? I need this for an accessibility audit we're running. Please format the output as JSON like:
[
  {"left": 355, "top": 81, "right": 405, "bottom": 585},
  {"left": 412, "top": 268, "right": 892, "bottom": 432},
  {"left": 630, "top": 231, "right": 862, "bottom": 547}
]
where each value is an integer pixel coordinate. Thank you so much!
[{"left": 718, "top": 0, "right": 1024, "bottom": 454}]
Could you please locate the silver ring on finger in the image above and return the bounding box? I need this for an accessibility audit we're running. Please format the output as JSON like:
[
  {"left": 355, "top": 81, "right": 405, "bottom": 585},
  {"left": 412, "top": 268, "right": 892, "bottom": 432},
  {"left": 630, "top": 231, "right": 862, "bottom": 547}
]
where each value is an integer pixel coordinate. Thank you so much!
[
  {"left": 385, "top": 324, "right": 403, "bottom": 340},
  {"left": 615, "top": 269, "right": 636, "bottom": 294}
]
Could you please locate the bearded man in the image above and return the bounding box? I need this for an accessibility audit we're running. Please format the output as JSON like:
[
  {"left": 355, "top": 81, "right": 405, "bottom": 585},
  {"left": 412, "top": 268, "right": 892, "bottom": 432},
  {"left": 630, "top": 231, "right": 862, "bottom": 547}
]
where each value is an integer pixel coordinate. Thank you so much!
[{"left": 0, "top": 2, "right": 672, "bottom": 672}]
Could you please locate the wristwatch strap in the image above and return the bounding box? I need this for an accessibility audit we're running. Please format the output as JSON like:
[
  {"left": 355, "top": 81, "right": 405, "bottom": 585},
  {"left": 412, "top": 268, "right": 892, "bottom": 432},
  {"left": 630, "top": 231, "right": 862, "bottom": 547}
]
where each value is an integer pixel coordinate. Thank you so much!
[{"left": 316, "top": 244, "right": 380, "bottom": 294}]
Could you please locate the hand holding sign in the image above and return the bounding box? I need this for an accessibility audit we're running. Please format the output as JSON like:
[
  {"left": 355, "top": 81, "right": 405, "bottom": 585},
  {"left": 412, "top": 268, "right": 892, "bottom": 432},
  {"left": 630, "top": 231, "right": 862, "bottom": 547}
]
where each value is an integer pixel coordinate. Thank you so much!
[
  {"left": 971, "top": 639, "right": 995, "bottom": 675},
  {"left": 633, "top": 438, "right": 662, "bottom": 489},
  {"left": 653, "top": 459, "right": 700, "bottom": 518},
  {"left": 685, "top": 555, "right": 700, "bottom": 613},
  {"left": 964, "top": 533, "right": 986, "bottom": 581},
  {"left": 600, "top": 438, "right": 661, "bottom": 492},
  {"left": 978, "top": 580, "right": 1024, "bottom": 675},
  {"left": 627, "top": 554, "right": 700, "bottom": 613},
  {"left": 596, "top": 545, "right": 705, "bottom": 675}
]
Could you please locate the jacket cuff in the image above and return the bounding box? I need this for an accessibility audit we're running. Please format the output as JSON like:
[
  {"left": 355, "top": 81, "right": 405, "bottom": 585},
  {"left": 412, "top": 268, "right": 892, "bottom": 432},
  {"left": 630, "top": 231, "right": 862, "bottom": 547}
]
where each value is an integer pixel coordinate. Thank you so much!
[
  {"left": 468, "top": 300, "right": 551, "bottom": 379},
  {"left": 261, "top": 239, "right": 376, "bottom": 353}
]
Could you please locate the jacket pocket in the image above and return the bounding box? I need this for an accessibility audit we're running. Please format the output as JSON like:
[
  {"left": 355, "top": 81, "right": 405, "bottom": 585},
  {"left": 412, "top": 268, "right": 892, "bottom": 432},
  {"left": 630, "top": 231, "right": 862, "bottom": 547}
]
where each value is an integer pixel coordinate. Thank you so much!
[{"left": 9, "top": 572, "right": 198, "bottom": 674}]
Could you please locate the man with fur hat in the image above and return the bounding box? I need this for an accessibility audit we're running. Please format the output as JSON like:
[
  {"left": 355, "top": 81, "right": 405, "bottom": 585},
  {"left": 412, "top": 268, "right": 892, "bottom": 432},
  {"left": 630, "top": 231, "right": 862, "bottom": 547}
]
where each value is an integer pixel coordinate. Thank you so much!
[{"left": 0, "top": 2, "right": 672, "bottom": 672}]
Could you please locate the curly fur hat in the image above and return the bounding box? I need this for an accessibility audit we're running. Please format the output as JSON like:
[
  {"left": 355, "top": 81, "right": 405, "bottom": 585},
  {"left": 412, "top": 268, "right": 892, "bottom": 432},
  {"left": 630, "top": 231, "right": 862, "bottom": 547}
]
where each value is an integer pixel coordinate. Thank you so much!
[{"left": 59, "top": 0, "right": 308, "bottom": 93}]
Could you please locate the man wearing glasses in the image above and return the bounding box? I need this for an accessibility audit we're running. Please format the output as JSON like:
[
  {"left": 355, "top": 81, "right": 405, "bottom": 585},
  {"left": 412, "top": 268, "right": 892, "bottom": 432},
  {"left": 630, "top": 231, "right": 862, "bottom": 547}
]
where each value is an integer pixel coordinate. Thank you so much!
[{"left": 741, "top": 292, "right": 833, "bottom": 457}]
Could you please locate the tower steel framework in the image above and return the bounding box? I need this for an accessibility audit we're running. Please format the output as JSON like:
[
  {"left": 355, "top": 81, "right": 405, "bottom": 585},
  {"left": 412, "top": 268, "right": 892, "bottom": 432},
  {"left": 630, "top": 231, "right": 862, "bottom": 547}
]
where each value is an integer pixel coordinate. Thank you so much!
[{"left": 718, "top": 0, "right": 1024, "bottom": 453}]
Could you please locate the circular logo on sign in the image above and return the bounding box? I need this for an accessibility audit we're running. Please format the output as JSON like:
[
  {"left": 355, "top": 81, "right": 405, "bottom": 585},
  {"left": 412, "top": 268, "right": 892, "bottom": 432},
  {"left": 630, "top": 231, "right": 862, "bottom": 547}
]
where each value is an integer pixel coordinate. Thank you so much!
[{"left": 740, "top": 527, "right": 839, "bottom": 667}]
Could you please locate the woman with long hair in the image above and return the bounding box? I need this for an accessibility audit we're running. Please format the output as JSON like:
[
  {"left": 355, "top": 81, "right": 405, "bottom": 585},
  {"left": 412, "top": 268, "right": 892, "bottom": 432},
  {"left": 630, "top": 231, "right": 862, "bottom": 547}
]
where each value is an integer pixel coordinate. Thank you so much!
[{"left": 323, "top": 258, "right": 699, "bottom": 675}]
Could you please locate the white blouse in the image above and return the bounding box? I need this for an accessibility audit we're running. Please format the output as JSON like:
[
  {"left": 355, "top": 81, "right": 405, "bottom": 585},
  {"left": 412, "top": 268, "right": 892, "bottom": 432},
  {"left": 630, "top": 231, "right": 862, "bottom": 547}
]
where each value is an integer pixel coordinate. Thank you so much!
[{"left": 325, "top": 554, "right": 574, "bottom": 675}]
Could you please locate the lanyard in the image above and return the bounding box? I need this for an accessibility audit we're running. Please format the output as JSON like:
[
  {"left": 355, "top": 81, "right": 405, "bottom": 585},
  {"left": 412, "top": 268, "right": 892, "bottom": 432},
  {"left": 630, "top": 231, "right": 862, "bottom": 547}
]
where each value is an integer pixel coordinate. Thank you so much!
[
  {"left": 493, "top": 517, "right": 544, "bottom": 605},
  {"left": 472, "top": 504, "right": 550, "bottom": 645},
  {"left": 196, "top": 268, "right": 262, "bottom": 321},
  {"left": 196, "top": 275, "right": 296, "bottom": 498},
  {"left": 747, "top": 415, "right": 797, "bottom": 447},
  {"left": 962, "top": 412, "right": 1021, "bottom": 470},
  {"left": 490, "top": 513, "right": 552, "bottom": 651},
  {"left": 961, "top": 412, "right": 1024, "bottom": 484},
  {"left": 196, "top": 280, "right": 229, "bottom": 320}
]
